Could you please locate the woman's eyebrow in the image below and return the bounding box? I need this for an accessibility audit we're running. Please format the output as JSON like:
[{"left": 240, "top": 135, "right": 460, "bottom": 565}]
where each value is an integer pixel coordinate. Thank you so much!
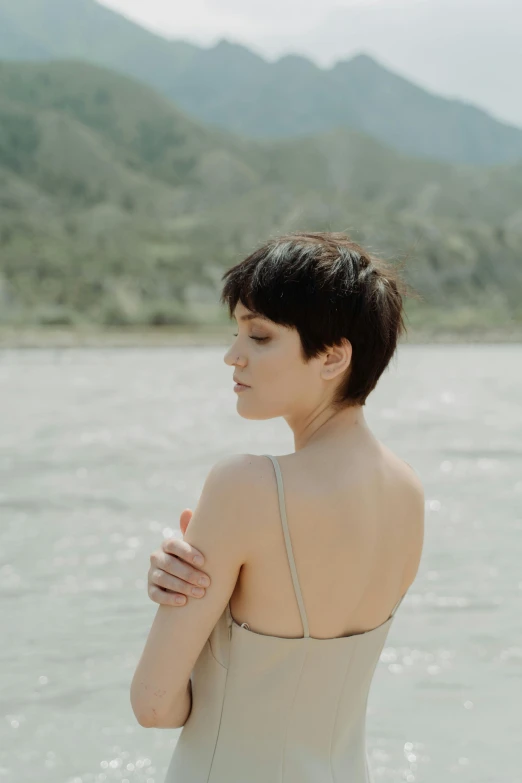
[{"left": 234, "top": 313, "right": 270, "bottom": 323}]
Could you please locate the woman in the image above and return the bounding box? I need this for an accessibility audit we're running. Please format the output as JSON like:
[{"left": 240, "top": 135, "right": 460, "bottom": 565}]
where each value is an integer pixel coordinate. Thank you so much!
[{"left": 131, "top": 231, "right": 425, "bottom": 782}]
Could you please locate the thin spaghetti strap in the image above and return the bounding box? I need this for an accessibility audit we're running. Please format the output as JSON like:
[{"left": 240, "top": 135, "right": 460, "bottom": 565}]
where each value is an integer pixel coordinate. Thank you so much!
[{"left": 262, "top": 455, "right": 310, "bottom": 638}]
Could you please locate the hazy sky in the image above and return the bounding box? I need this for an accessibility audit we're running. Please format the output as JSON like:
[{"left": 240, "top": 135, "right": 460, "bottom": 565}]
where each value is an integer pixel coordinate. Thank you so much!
[{"left": 99, "top": 0, "right": 522, "bottom": 129}]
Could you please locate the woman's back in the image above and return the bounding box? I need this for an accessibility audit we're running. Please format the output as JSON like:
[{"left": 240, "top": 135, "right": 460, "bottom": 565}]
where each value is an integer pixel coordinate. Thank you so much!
[
  {"left": 230, "top": 434, "right": 424, "bottom": 640},
  {"left": 166, "top": 442, "right": 425, "bottom": 783}
]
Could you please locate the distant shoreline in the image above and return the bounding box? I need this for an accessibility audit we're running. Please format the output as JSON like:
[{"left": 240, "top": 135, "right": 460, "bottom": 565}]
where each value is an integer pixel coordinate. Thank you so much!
[{"left": 1, "top": 325, "right": 522, "bottom": 348}]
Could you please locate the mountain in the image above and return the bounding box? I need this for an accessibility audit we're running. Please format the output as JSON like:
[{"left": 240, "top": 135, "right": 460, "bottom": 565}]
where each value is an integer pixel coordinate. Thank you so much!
[
  {"left": 1, "top": 60, "right": 521, "bottom": 332},
  {"left": 0, "top": 0, "right": 522, "bottom": 166}
]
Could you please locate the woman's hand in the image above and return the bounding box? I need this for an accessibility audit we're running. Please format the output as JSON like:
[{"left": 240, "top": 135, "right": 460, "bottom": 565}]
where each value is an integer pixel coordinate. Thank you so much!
[{"left": 147, "top": 509, "right": 211, "bottom": 606}]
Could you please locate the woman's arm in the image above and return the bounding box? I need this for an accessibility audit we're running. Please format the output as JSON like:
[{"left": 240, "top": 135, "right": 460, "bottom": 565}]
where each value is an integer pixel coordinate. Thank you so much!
[
  {"left": 130, "top": 609, "right": 196, "bottom": 728},
  {"left": 130, "top": 454, "right": 257, "bottom": 729}
]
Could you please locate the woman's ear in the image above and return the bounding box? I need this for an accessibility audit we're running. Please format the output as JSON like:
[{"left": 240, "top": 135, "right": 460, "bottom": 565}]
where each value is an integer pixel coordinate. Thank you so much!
[{"left": 321, "top": 338, "right": 352, "bottom": 380}]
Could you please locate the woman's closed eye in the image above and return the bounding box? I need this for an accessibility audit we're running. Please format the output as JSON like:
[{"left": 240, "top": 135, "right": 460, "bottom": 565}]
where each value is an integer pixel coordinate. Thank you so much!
[{"left": 232, "top": 334, "right": 269, "bottom": 342}]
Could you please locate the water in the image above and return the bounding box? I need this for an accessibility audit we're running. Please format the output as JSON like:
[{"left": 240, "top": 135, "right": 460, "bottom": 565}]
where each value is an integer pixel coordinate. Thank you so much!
[{"left": 1, "top": 344, "right": 521, "bottom": 783}]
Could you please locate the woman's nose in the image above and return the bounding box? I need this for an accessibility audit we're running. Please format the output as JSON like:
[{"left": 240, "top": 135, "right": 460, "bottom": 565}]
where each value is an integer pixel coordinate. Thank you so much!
[{"left": 224, "top": 347, "right": 242, "bottom": 366}]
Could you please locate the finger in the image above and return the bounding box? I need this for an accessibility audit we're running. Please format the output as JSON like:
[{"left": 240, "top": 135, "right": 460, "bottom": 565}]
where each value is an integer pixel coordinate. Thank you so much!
[
  {"left": 148, "top": 583, "right": 187, "bottom": 606},
  {"left": 150, "top": 550, "right": 210, "bottom": 588},
  {"left": 179, "top": 508, "right": 193, "bottom": 536},
  {"left": 150, "top": 568, "right": 207, "bottom": 598},
  {"left": 162, "top": 536, "right": 206, "bottom": 569},
  {"left": 154, "top": 547, "right": 209, "bottom": 586}
]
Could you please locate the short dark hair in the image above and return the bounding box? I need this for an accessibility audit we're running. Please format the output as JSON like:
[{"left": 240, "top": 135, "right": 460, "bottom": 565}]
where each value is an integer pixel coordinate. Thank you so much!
[{"left": 220, "top": 231, "right": 418, "bottom": 408}]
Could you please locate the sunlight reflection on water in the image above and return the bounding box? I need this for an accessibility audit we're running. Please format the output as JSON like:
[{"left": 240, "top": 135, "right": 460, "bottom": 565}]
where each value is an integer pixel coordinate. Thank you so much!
[{"left": 1, "top": 344, "right": 521, "bottom": 783}]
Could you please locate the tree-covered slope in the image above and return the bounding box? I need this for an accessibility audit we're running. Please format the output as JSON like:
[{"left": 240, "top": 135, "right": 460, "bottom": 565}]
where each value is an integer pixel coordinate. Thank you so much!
[{"left": 0, "top": 60, "right": 521, "bottom": 332}]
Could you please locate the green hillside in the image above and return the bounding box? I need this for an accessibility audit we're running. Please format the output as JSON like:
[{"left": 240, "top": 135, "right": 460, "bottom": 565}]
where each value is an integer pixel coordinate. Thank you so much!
[
  {"left": 1, "top": 60, "right": 521, "bottom": 334},
  {"left": 0, "top": 0, "right": 521, "bottom": 166}
]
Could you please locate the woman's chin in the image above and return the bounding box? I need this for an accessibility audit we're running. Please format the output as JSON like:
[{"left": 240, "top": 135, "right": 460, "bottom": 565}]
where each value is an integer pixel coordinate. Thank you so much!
[{"left": 235, "top": 403, "right": 277, "bottom": 422}]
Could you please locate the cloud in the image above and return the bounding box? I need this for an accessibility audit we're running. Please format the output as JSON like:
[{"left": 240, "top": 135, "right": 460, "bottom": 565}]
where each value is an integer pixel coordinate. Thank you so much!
[{"left": 99, "top": 0, "right": 317, "bottom": 39}]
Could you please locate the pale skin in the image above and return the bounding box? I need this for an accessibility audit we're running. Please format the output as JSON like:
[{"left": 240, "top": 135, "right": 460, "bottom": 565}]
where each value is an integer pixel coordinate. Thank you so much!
[{"left": 131, "top": 301, "right": 425, "bottom": 729}]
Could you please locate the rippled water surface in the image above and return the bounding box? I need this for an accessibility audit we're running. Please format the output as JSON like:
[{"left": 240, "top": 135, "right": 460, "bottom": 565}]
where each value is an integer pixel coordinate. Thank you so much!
[{"left": 1, "top": 344, "right": 521, "bottom": 783}]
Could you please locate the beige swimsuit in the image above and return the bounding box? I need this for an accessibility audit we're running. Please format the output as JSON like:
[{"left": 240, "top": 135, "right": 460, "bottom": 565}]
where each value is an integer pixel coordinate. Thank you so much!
[{"left": 165, "top": 454, "right": 407, "bottom": 783}]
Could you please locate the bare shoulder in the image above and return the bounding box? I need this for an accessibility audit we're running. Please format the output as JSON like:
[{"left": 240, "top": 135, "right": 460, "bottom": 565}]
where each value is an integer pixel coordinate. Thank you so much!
[
  {"left": 376, "top": 442, "right": 425, "bottom": 576},
  {"left": 378, "top": 441, "right": 424, "bottom": 500},
  {"left": 186, "top": 454, "right": 270, "bottom": 561},
  {"left": 394, "top": 456, "right": 425, "bottom": 583},
  {"left": 200, "top": 453, "right": 273, "bottom": 519},
  {"left": 204, "top": 453, "right": 271, "bottom": 489},
  {"left": 401, "top": 459, "right": 425, "bottom": 505},
  {"left": 209, "top": 454, "right": 275, "bottom": 549}
]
